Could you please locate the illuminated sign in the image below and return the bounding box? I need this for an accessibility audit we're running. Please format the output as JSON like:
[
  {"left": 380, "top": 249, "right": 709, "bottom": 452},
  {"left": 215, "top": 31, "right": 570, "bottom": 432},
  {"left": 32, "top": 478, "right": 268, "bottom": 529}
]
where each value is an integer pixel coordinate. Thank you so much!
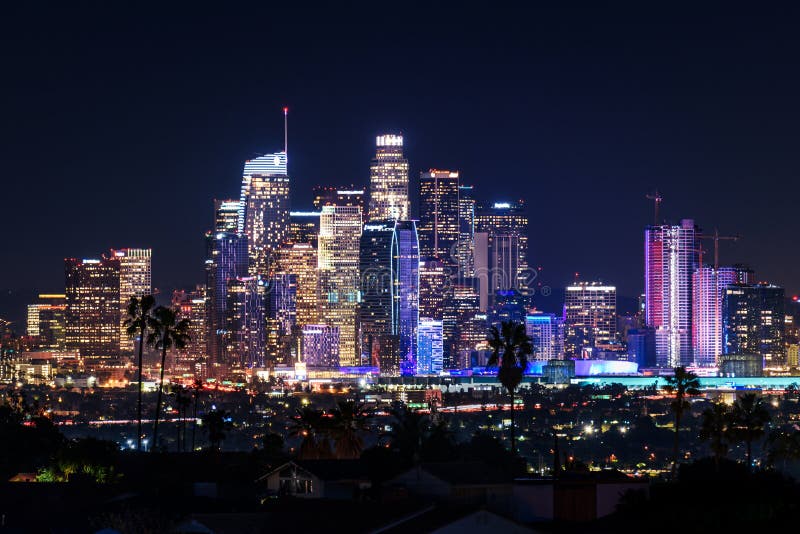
[
  {"left": 493, "top": 202, "right": 511, "bottom": 209},
  {"left": 376, "top": 134, "right": 403, "bottom": 147}
]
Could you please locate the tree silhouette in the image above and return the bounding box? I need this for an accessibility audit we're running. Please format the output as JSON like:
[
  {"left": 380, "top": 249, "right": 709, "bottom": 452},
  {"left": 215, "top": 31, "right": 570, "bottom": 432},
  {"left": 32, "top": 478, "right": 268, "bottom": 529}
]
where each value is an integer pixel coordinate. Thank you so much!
[
  {"left": 663, "top": 366, "right": 700, "bottom": 477},
  {"left": 731, "top": 393, "right": 771, "bottom": 471},
  {"left": 123, "top": 295, "right": 156, "bottom": 452},
  {"left": 699, "top": 402, "right": 732, "bottom": 471}
]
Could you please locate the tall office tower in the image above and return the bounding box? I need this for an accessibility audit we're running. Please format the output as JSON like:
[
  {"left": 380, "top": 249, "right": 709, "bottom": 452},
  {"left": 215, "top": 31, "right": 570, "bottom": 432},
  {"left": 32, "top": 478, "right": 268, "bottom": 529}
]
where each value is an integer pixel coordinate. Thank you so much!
[
  {"left": 111, "top": 248, "right": 152, "bottom": 354},
  {"left": 449, "top": 280, "right": 481, "bottom": 369},
  {"left": 225, "top": 277, "right": 267, "bottom": 369},
  {"left": 475, "top": 201, "right": 530, "bottom": 304},
  {"left": 394, "top": 221, "right": 420, "bottom": 375},
  {"left": 645, "top": 219, "right": 698, "bottom": 368},
  {"left": 274, "top": 242, "right": 318, "bottom": 326},
  {"left": 287, "top": 211, "right": 320, "bottom": 246},
  {"left": 564, "top": 282, "right": 617, "bottom": 358},
  {"left": 473, "top": 232, "right": 489, "bottom": 311},
  {"left": 457, "top": 185, "right": 476, "bottom": 276},
  {"left": 525, "top": 311, "right": 565, "bottom": 360},
  {"left": 318, "top": 205, "right": 363, "bottom": 366},
  {"left": 418, "top": 170, "right": 460, "bottom": 262},
  {"left": 214, "top": 199, "right": 241, "bottom": 233},
  {"left": 692, "top": 266, "right": 745, "bottom": 367},
  {"left": 205, "top": 232, "right": 248, "bottom": 367},
  {"left": 368, "top": 134, "right": 409, "bottom": 221},
  {"left": 458, "top": 312, "right": 488, "bottom": 368},
  {"left": 266, "top": 273, "right": 297, "bottom": 365},
  {"left": 723, "top": 283, "right": 786, "bottom": 369},
  {"left": 359, "top": 221, "right": 395, "bottom": 365},
  {"left": 417, "top": 319, "right": 444, "bottom": 375},
  {"left": 172, "top": 286, "right": 207, "bottom": 375},
  {"left": 27, "top": 294, "right": 66, "bottom": 350},
  {"left": 418, "top": 259, "right": 450, "bottom": 320},
  {"left": 301, "top": 325, "right": 340, "bottom": 369},
  {"left": 65, "top": 256, "right": 121, "bottom": 358},
  {"left": 313, "top": 186, "right": 366, "bottom": 223},
  {"left": 239, "top": 151, "right": 290, "bottom": 274}
]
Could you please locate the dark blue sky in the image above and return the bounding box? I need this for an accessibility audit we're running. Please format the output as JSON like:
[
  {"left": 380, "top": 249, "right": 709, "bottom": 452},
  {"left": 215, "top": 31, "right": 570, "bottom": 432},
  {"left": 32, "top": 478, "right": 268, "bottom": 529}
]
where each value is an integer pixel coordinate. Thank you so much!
[{"left": 2, "top": 3, "right": 800, "bottom": 324}]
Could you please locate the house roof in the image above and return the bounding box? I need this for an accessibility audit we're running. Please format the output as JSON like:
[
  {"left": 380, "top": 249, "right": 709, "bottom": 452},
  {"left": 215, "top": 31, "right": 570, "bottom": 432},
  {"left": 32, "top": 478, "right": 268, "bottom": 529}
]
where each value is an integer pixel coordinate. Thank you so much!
[
  {"left": 258, "top": 459, "right": 370, "bottom": 482},
  {"left": 414, "top": 462, "right": 515, "bottom": 485}
]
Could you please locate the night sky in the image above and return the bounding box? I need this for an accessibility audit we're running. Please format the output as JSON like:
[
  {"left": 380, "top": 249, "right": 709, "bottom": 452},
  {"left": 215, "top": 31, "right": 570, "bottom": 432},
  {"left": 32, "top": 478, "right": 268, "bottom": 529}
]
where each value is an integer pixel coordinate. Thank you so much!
[{"left": 2, "top": 3, "right": 800, "bottom": 325}]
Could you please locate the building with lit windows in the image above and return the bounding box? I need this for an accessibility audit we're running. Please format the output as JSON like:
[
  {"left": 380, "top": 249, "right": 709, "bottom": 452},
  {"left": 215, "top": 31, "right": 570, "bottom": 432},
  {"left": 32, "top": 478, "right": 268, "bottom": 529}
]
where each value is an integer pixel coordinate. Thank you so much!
[
  {"left": 419, "top": 259, "right": 451, "bottom": 321},
  {"left": 287, "top": 211, "right": 320, "bottom": 246},
  {"left": 205, "top": 232, "right": 248, "bottom": 367},
  {"left": 27, "top": 294, "right": 66, "bottom": 350},
  {"left": 368, "top": 135, "right": 409, "bottom": 221},
  {"left": 564, "top": 282, "right": 617, "bottom": 358},
  {"left": 312, "top": 186, "right": 366, "bottom": 224},
  {"left": 394, "top": 221, "right": 420, "bottom": 375},
  {"left": 239, "top": 151, "right": 290, "bottom": 274},
  {"left": 266, "top": 273, "right": 297, "bottom": 365},
  {"left": 645, "top": 219, "right": 698, "bottom": 367},
  {"left": 417, "top": 319, "right": 444, "bottom": 375},
  {"left": 418, "top": 170, "right": 460, "bottom": 263},
  {"left": 475, "top": 201, "right": 530, "bottom": 304},
  {"left": 723, "top": 283, "right": 786, "bottom": 369},
  {"left": 449, "top": 280, "right": 482, "bottom": 369},
  {"left": 525, "top": 312, "right": 565, "bottom": 360},
  {"left": 112, "top": 248, "right": 151, "bottom": 354},
  {"left": 214, "top": 199, "right": 241, "bottom": 233},
  {"left": 274, "top": 242, "right": 318, "bottom": 327},
  {"left": 318, "top": 205, "right": 363, "bottom": 366},
  {"left": 359, "top": 221, "right": 396, "bottom": 365},
  {"left": 457, "top": 184, "right": 476, "bottom": 277},
  {"left": 65, "top": 256, "right": 121, "bottom": 358},
  {"left": 225, "top": 277, "right": 267, "bottom": 369},
  {"left": 172, "top": 286, "right": 208, "bottom": 375},
  {"left": 301, "top": 324, "right": 340, "bottom": 369}
]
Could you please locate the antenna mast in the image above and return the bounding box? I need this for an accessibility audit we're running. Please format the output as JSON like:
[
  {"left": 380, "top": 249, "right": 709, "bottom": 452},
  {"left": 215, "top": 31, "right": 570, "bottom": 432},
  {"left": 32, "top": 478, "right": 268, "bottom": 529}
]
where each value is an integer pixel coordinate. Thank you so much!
[{"left": 283, "top": 107, "right": 288, "bottom": 155}]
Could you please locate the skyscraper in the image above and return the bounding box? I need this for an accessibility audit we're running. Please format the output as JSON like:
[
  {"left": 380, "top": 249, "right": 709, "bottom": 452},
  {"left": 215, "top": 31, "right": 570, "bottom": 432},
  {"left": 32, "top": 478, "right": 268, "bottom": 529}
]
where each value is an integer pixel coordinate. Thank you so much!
[
  {"left": 266, "top": 273, "right": 297, "bottom": 365},
  {"left": 214, "top": 199, "right": 241, "bottom": 233},
  {"left": 225, "top": 277, "right": 267, "bottom": 369},
  {"left": 65, "top": 256, "right": 120, "bottom": 358},
  {"left": 525, "top": 311, "right": 565, "bottom": 360},
  {"left": 457, "top": 184, "right": 476, "bottom": 277},
  {"left": 112, "top": 248, "right": 152, "bottom": 354},
  {"left": 26, "top": 294, "right": 66, "bottom": 350},
  {"left": 172, "top": 286, "right": 207, "bottom": 376},
  {"left": 205, "top": 231, "right": 248, "bottom": 367},
  {"left": 475, "top": 201, "right": 530, "bottom": 304},
  {"left": 723, "top": 283, "right": 786, "bottom": 369},
  {"left": 393, "top": 221, "right": 420, "bottom": 375},
  {"left": 645, "top": 219, "right": 698, "bottom": 368},
  {"left": 313, "top": 186, "right": 366, "bottom": 223},
  {"left": 239, "top": 152, "right": 290, "bottom": 274},
  {"left": 368, "top": 134, "right": 409, "bottom": 221},
  {"left": 287, "top": 211, "right": 320, "bottom": 246},
  {"left": 274, "top": 242, "right": 318, "bottom": 327},
  {"left": 564, "top": 282, "right": 617, "bottom": 358},
  {"left": 418, "top": 170, "right": 460, "bottom": 262},
  {"left": 692, "top": 266, "right": 746, "bottom": 367},
  {"left": 302, "top": 325, "right": 340, "bottom": 369},
  {"left": 417, "top": 319, "right": 444, "bottom": 375},
  {"left": 318, "top": 205, "right": 362, "bottom": 366}
]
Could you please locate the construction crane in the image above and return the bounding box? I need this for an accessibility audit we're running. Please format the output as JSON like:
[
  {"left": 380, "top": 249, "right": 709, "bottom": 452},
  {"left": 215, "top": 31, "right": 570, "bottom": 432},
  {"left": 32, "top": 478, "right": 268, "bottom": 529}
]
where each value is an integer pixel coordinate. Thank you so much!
[
  {"left": 697, "top": 228, "right": 740, "bottom": 269},
  {"left": 645, "top": 190, "right": 663, "bottom": 225}
]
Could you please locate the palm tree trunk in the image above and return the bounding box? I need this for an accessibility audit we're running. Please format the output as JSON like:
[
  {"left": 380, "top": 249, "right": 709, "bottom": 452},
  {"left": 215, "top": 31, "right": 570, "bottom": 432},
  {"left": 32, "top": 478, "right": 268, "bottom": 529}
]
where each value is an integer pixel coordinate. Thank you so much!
[
  {"left": 672, "top": 411, "right": 681, "bottom": 478},
  {"left": 152, "top": 344, "right": 167, "bottom": 452},
  {"left": 137, "top": 325, "right": 145, "bottom": 452},
  {"left": 510, "top": 388, "right": 516, "bottom": 454},
  {"left": 191, "top": 388, "right": 198, "bottom": 452}
]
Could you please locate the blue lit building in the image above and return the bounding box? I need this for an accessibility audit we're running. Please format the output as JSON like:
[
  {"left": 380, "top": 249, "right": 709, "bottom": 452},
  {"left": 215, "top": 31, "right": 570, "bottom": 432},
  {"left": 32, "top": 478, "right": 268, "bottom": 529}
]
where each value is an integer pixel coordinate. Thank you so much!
[
  {"left": 225, "top": 277, "right": 267, "bottom": 369},
  {"left": 205, "top": 231, "right": 248, "bottom": 367},
  {"left": 525, "top": 312, "right": 565, "bottom": 360},
  {"left": 393, "top": 221, "right": 420, "bottom": 375},
  {"left": 417, "top": 319, "right": 444, "bottom": 375},
  {"left": 359, "top": 221, "right": 396, "bottom": 365},
  {"left": 266, "top": 273, "right": 297, "bottom": 365}
]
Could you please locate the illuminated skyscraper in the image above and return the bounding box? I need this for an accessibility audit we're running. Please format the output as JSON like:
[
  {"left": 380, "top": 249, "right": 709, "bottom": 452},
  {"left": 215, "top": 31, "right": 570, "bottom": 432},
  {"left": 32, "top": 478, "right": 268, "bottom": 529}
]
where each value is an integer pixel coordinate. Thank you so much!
[
  {"left": 418, "top": 170, "right": 460, "bottom": 262},
  {"left": 266, "top": 273, "right": 297, "bottom": 365},
  {"left": 318, "top": 205, "right": 363, "bottom": 365},
  {"left": 313, "top": 186, "right": 366, "bottom": 224},
  {"left": 27, "top": 294, "right": 66, "bottom": 350},
  {"left": 723, "top": 283, "right": 786, "bottom": 369},
  {"left": 417, "top": 319, "right": 443, "bottom": 375},
  {"left": 645, "top": 220, "right": 698, "bottom": 368},
  {"left": 564, "top": 282, "right": 617, "bottom": 357},
  {"left": 274, "top": 242, "right": 318, "bottom": 326},
  {"left": 692, "top": 266, "right": 748, "bottom": 367},
  {"left": 111, "top": 248, "right": 152, "bottom": 354},
  {"left": 393, "top": 221, "right": 420, "bottom": 375},
  {"left": 172, "top": 287, "right": 208, "bottom": 375},
  {"left": 418, "top": 259, "right": 450, "bottom": 321},
  {"left": 225, "top": 277, "right": 267, "bottom": 369},
  {"left": 457, "top": 184, "right": 476, "bottom": 276},
  {"left": 65, "top": 256, "right": 121, "bottom": 358},
  {"left": 214, "top": 199, "right": 241, "bottom": 233},
  {"left": 368, "top": 134, "right": 409, "bottom": 221},
  {"left": 449, "top": 280, "right": 482, "bottom": 369},
  {"left": 239, "top": 152, "right": 290, "bottom": 274},
  {"left": 302, "top": 324, "right": 340, "bottom": 369},
  {"left": 475, "top": 201, "right": 530, "bottom": 303},
  {"left": 525, "top": 312, "right": 565, "bottom": 360},
  {"left": 287, "top": 211, "right": 320, "bottom": 246},
  {"left": 205, "top": 232, "right": 248, "bottom": 367}
]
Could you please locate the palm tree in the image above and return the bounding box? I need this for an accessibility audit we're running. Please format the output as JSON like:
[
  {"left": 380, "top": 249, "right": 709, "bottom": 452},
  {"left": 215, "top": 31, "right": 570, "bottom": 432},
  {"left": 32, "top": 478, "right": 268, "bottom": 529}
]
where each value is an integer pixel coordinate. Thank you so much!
[
  {"left": 173, "top": 385, "right": 191, "bottom": 452},
  {"left": 147, "top": 306, "right": 190, "bottom": 452},
  {"left": 289, "top": 407, "right": 332, "bottom": 459},
  {"left": 202, "top": 409, "right": 232, "bottom": 451},
  {"left": 765, "top": 429, "right": 800, "bottom": 471},
  {"left": 663, "top": 366, "right": 701, "bottom": 476},
  {"left": 123, "top": 295, "right": 156, "bottom": 452},
  {"left": 699, "top": 402, "right": 731, "bottom": 471},
  {"left": 486, "top": 320, "right": 532, "bottom": 454},
  {"left": 191, "top": 378, "right": 203, "bottom": 452},
  {"left": 329, "top": 401, "right": 368, "bottom": 459},
  {"left": 382, "top": 404, "right": 430, "bottom": 464},
  {"left": 731, "top": 393, "right": 771, "bottom": 471}
]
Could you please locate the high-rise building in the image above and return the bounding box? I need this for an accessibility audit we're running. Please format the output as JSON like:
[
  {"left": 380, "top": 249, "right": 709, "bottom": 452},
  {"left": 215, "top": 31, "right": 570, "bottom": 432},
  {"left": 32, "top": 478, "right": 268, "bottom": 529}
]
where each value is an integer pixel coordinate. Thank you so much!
[
  {"left": 301, "top": 324, "right": 340, "bottom": 369},
  {"left": 266, "top": 273, "right": 297, "bottom": 365},
  {"left": 475, "top": 201, "right": 530, "bottom": 304},
  {"left": 313, "top": 186, "right": 366, "bottom": 223},
  {"left": 692, "top": 266, "right": 745, "bottom": 367},
  {"left": 112, "top": 248, "right": 152, "bottom": 354},
  {"left": 645, "top": 219, "right": 698, "bottom": 368},
  {"left": 417, "top": 319, "right": 444, "bottom": 375},
  {"left": 359, "top": 221, "right": 396, "bottom": 365},
  {"left": 239, "top": 152, "right": 290, "bottom": 274},
  {"left": 214, "top": 199, "right": 241, "bottom": 233},
  {"left": 318, "top": 205, "right": 362, "bottom": 365},
  {"left": 225, "top": 277, "right": 267, "bottom": 369},
  {"left": 65, "top": 256, "right": 121, "bottom": 358},
  {"left": 368, "top": 135, "right": 409, "bottom": 221},
  {"left": 525, "top": 312, "right": 565, "bottom": 360},
  {"left": 27, "top": 294, "right": 66, "bottom": 350},
  {"left": 274, "top": 242, "right": 318, "bottom": 327},
  {"left": 205, "top": 232, "right": 248, "bottom": 367},
  {"left": 723, "top": 283, "right": 786, "bottom": 369},
  {"left": 287, "top": 211, "right": 320, "bottom": 246},
  {"left": 172, "top": 286, "right": 208, "bottom": 375},
  {"left": 564, "top": 282, "right": 617, "bottom": 358},
  {"left": 449, "top": 280, "right": 482, "bottom": 369},
  {"left": 473, "top": 232, "right": 489, "bottom": 311},
  {"left": 418, "top": 170, "right": 460, "bottom": 262},
  {"left": 418, "top": 259, "right": 451, "bottom": 321},
  {"left": 394, "top": 221, "right": 420, "bottom": 375},
  {"left": 457, "top": 185, "right": 476, "bottom": 277}
]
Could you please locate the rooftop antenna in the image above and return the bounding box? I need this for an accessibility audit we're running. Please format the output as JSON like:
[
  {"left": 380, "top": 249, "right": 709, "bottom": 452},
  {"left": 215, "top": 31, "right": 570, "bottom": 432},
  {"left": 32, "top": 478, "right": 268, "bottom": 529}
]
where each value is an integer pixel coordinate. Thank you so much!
[
  {"left": 283, "top": 106, "right": 288, "bottom": 155},
  {"left": 645, "top": 190, "right": 663, "bottom": 225}
]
